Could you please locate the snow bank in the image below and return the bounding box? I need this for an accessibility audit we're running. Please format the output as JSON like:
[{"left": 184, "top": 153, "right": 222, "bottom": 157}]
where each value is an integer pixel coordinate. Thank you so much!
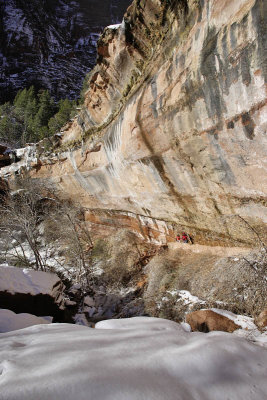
[
  {"left": 169, "top": 289, "right": 205, "bottom": 306},
  {"left": 95, "top": 316, "right": 184, "bottom": 331},
  {"left": 0, "top": 309, "right": 52, "bottom": 333},
  {"left": 157, "top": 289, "right": 206, "bottom": 311},
  {"left": 0, "top": 265, "right": 61, "bottom": 295},
  {"left": 0, "top": 317, "right": 267, "bottom": 400}
]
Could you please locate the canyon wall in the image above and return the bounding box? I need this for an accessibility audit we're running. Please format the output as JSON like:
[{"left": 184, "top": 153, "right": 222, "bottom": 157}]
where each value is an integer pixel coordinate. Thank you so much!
[{"left": 1, "top": 0, "right": 267, "bottom": 246}]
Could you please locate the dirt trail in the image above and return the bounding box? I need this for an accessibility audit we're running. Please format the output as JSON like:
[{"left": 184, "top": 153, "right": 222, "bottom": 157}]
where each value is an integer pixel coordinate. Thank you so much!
[{"left": 168, "top": 242, "right": 252, "bottom": 257}]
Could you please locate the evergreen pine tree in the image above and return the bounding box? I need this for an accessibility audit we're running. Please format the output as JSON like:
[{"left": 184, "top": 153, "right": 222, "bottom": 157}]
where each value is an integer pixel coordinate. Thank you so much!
[
  {"left": 0, "top": 114, "right": 22, "bottom": 145},
  {"left": 13, "top": 88, "right": 28, "bottom": 110},
  {"left": 32, "top": 90, "right": 56, "bottom": 139},
  {"left": 0, "top": 85, "right": 75, "bottom": 145},
  {"left": 48, "top": 98, "right": 73, "bottom": 134}
]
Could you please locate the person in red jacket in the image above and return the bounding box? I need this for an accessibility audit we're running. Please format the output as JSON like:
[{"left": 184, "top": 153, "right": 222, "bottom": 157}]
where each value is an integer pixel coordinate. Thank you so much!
[
  {"left": 176, "top": 234, "right": 181, "bottom": 242},
  {"left": 182, "top": 232, "right": 188, "bottom": 243}
]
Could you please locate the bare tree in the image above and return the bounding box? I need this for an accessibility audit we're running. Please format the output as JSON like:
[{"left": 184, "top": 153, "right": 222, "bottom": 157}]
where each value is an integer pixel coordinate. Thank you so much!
[
  {"left": 0, "top": 177, "right": 49, "bottom": 271},
  {"left": 0, "top": 176, "right": 93, "bottom": 284},
  {"left": 42, "top": 197, "right": 93, "bottom": 285}
]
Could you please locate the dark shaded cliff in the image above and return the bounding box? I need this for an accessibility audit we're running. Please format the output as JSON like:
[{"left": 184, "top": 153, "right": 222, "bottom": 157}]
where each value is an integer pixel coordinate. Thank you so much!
[{"left": 0, "top": 0, "right": 131, "bottom": 103}]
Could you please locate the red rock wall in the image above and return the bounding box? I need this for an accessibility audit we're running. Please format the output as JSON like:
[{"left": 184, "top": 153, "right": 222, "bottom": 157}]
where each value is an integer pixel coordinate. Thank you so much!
[{"left": 2, "top": 0, "right": 267, "bottom": 246}]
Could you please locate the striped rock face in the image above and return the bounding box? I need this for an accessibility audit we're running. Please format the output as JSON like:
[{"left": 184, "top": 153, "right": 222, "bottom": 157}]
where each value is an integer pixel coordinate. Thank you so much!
[{"left": 2, "top": 0, "right": 267, "bottom": 246}]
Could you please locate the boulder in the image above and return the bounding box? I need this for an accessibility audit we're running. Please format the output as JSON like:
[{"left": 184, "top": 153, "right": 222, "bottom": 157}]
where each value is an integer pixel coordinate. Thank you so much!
[
  {"left": 186, "top": 310, "right": 241, "bottom": 333},
  {"left": 0, "top": 265, "right": 66, "bottom": 322},
  {"left": 83, "top": 296, "right": 95, "bottom": 307},
  {"left": 0, "top": 144, "right": 11, "bottom": 168},
  {"left": 255, "top": 309, "right": 267, "bottom": 329}
]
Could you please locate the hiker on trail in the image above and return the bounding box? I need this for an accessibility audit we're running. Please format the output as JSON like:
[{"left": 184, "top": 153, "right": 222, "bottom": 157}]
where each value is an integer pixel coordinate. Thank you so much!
[
  {"left": 182, "top": 232, "right": 188, "bottom": 243},
  {"left": 176, "top": 234, "right": 181, "bottom": 242}
]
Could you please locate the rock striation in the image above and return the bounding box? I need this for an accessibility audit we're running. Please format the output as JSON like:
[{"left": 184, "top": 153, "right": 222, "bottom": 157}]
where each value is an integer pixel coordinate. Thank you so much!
[{"left": 1, "top": 0, "right": 267, "bottom": 247}]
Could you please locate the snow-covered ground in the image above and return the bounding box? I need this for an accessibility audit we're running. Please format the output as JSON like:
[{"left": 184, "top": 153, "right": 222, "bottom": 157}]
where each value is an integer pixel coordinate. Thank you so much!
[{"left": 0, "top": 317, "right": 266, "bottom": 400}]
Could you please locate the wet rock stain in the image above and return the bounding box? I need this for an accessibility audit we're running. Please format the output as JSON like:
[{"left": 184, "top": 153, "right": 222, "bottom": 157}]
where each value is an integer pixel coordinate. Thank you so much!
[{"left": 241, "top": 112, "right": 255, "bottom": 140}]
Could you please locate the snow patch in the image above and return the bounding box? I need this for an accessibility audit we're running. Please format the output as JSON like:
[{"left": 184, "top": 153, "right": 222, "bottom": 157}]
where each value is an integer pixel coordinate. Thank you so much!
[
  {"left": 0, "top": 309, "right": 52, "bottom": 333},
  {"left": 106, "top": 23, "right": 121, "bottom": 30},
  {"left": 211, "top": 308, "right": 257, "bottom": 330},
  {"left": 170, "top": 289, "right": 205, "bottom": 306},
  {"left": 95, "top": 316, "right": 185, "bottom": 331},
  {"left": 211, "top": 308, "right": 267, "bottom": 346},
  {"left": 0, "top": 265, "right": 61, "bottom": 296},
  {"left": 157, "top": 289, "right": 206, "bottom": 310}
]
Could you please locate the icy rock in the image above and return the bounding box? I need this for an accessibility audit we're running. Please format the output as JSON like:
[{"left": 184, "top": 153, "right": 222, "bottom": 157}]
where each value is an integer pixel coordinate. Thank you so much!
[
  {"left": 74, "top": 313, "right": 91, "bottom": 327},
  {"left": 83, "top": 296, "right": 95, "bottom": 307},
  {"left": 85, "top": 307, "right": 96, "bottom": 318},
  {"left": 65, "top": 299, "right": 77, "bottom": 307},
  {"left": 256, "top": 309, "right": 267, "bottom": 329},
  {"left": 68, "top": 284, "right": 81, "bottom": 294}
]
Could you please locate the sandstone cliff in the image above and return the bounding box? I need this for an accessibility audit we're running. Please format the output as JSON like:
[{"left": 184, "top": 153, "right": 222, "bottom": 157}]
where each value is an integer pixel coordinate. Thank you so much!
[{"left": 1, "top": 0, "right": 267, "bottom": 247}]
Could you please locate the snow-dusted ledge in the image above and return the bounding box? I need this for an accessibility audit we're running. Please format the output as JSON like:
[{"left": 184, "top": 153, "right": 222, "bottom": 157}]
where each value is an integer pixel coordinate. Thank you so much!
[
  {"left": 106, "top": 23, "right": 121, "bottom": 30},
  {"left": 0, "top": 265, "right": 65, "bottom": 319},
  {"left": 0, "top": 145, "right": 38, "bottom": 178},
  {"left": 0, "top": 265, "right": 62, "bottom": 297}
]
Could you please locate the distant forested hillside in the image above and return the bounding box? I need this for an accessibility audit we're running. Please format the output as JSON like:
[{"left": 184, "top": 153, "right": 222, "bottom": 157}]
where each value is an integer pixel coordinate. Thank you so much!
[{"left": 0, "top": 0, "right": 131, "bottom": 103}]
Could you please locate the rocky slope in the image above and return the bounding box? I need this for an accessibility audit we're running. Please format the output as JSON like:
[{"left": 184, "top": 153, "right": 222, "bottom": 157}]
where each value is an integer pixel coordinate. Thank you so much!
[
  {"left": 1, "top": 0, "right": 267, "bottom": 248},
  {"left": 0, "top": 0, "right": 131, "bottom": 103}
]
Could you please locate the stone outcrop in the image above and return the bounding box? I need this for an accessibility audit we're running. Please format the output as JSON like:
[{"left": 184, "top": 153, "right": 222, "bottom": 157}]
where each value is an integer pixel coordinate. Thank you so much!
[
  {"left": 0, "top": 265, "right": 66, "bottom": 322},
  {"left": 1, "top": 0, "right": 266, "bottom": 247},
  {"left": 186, "top": 309, "right": 241, "bottom": 332},
  {"left": 256, "top": 309, "right": 267, "bottom": 329},
  {"left": 0, "top": 144, "right": 11, "bottom": 168}
]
